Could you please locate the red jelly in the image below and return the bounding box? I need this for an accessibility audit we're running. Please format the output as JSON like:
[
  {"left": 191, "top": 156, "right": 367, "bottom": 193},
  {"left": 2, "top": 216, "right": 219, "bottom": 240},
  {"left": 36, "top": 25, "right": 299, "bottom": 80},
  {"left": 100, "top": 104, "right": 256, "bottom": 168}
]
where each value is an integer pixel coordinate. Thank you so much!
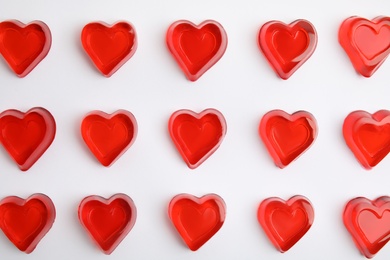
[
  {"left": 168, "top": 108, "right": 227, "bottom": 169},
  {"left": 168, "top": 193, "right": 226, "bottom": 251},
  {"left": 258, "top": 19, "right": 317, "bottom": 79},
  {"left": 0, "top": 107, "right": 56, "bottom": 171},
  {"left": 259, "top": 110, "right": 318, "bottom": 168},
  {"left": 343, "top": 196, "right": 390, "bottom": 258},
  {"left": 81, "top": 110, "right": 137, "bottom": 167},
  {"left": 81, "top": 21, "right": 137, "bottom": 77},
  {"left": 339, "top": 16, "right": 390, "bottom": 77},
  {"left": 78, "top": 194, "right": 137, "bottom": 254},
  {"left": 0, "top": 20, "right": 51, "bottom": 77},
  {"left": 257, "top": 195, "right": 314, "bottom": 253},
  {"left": 343, "top": 110, "right": 390, "bottom": 169},
  {"left": 0, "top": 194, "right": 56, "bottom": 253},
  {"left": 166, "top": 20, "right": 227, "bottom": 81}
]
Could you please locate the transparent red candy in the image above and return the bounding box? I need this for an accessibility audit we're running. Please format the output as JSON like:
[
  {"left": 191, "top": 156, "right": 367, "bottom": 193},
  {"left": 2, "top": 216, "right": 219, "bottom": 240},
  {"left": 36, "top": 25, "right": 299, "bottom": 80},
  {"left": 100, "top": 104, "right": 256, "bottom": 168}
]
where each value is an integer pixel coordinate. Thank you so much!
[
  {"left": 343, "top": 196, "right": 390, "bottom": 258},
  {"left": 259, "top": 110, "right": 318, "bottom": 168},
  {"left": 168, "top": 193, "right": 226, "bottom": 251},
  {"left": 339, "top": 16, "right": 390, "bottom": 77},
  {"left": 81, "top": 21, "right": 137, "bottom": 77},
  {"left": 168, "top": 108, "right": 227, "bottom": 169},
  {"left": 166, "top": 20, "right": 227, "bottom": 81},
  {"left": 258, "top": 19, "right": 317, "bottom": 79},
  {"left": 0, "top": 107, "right": 56, "bottom": 171},
  {"left": 0, "top": 193, "right": 56, "bottom": 253},
  {"left": 81, "top": 110, "right": 137, "bottom": 167},
  {"left": 0, "top": 20, "right": 51, "bottom": 77},
  {"left": 78, "top": 194, "right": 137, "bottom": 255},
  {"left": 343, "top": 110, "right": 390, "bottom": 169},
  {"left": 257, "top": 195, "right": 314, "bottom": 253}
]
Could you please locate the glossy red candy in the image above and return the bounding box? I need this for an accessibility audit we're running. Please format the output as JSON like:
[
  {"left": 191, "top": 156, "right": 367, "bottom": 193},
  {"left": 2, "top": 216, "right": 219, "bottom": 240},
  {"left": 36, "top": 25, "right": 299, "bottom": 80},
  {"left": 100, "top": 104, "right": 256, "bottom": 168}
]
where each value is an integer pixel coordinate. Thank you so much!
[
  {"left": 259, "top": 110, "right": 318, "bottom": 168},
  {"left": 168, "top": 193, "right": 226, "bottom": 251},
  {"left": 78, "top": 194, "right": 137, "bottom": 254},
  {"left": 169, "top": 108, "right": 226, "bottom": 169},
  {"left": 339, "top": 16, "right": 390, "bottom": 77},
  {"left": 343, "top": 110, "right": 390, "bottom": 169},
  {"left": 81, "top": 21, "right": 137, "bottom": 77},
  {"left": 343, "top": 196, "right": 390, "bottom": 258},
  {"left": 166, "top": 20, "right": 227, "bottom": 81},
  {"left": 258, "top": 19, "right": 317, "bottom": 79},
  {"left": 0, "top": 20, "right": 51, "bottom": 77},
  {"left": 81, "top": 110, "right": 137, "bottom": 167},
  {"left": 0, "top": 194, "right": 56, "bottom": 253},
  {"left": 258, "top": 195, "right": 314, "bottom": 253},
  {"left": 0, "top": 107, "right": 56, "bottom": 171}
]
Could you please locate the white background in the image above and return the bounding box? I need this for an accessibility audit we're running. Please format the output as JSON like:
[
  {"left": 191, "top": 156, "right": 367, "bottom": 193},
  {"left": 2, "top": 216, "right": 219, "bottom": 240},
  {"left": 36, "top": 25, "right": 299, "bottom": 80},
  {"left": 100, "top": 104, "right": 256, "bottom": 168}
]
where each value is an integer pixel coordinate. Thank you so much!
[{"left": 0, "top": 0, "right": 389, "bottom": 259}]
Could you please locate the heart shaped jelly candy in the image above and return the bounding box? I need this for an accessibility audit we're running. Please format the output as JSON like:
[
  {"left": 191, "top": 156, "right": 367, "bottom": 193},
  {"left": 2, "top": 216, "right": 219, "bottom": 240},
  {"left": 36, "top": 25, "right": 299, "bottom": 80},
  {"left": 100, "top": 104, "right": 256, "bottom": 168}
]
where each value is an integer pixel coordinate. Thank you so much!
[
  {"left": 258, "top": 195, "right": 314, "bottom": 252},
  {"left": 81, "top": 110, "right": 137, "bottom": 167},
  {"left": 0, "top": 193, "right": 56, "bottom": 253},
  {"left": 339, "top": 16, "right": 390, "bottom": 77},
  {"left": 81, "top": 21, "right": 137, "bottom": 77},
  {"left": 0, "top": 20, "right": 51, "bottom": 77},
  {"left": 169, "top": 108, "right": 227, "bottom": 169},
  {"left": 78, "top": 194, "right": 137, "bottom": 254},
  {"left": 166, "top": 20, "right": 227, "bottom": 81},
  {"left": 258, "top": 19, "right": 317, "bottom": 79},
  {"left": 168, "top": 193, "right": 226, "bottom": 251},
  {"left": 259, "top": 110, "right": 318, "bottom": 168},
  {"left": 343, "top": 110, "right": 390, "bottom": 169},
  {"left": 0, "top": 107, "right": 56, "bottom": 171},
  {"left": 343, "top": 196, "right": 390, "bottom": 258}
]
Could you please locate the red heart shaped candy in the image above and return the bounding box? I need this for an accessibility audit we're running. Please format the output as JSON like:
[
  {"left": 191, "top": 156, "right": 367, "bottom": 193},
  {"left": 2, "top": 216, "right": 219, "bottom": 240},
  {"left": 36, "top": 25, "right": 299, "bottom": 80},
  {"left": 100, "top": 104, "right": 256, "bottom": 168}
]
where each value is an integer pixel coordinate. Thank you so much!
[
  {"left": 0, "top": 193, "right": 56, "bottom": 253},
  {"left": 258, "top": 195, "right": 314, "bottom": 252},
  {"left": 343, "top": 196, "right": 390, "bottom": 258},
  {"left": 339, "top": 16, "right": 390, "bottom": 77},
  {"left": 259, "top": 110, "right": 318, "bottom": 168},
  {"left": 81, "top": 110, "right": 137, "bottom": 167},
  {"left": 81, "top": 21, "right": 137, "bottom": 77},
  {"left": 169, "top": 108, "right": 226, "bottom": 169},
  {"left": 78, "top": 194, "right": 137, "bottom": 254},
  {"left": 343, "top": 110, "right": 390, "bottom": 169},
  {"left": 166, "top": 20, "right": 228, "bottom": 81},
  {"left": 168, "top": 193, "right": 226, "bottom": 251},
  {"left": 258, "top": 19, "right": 317, "bottom": 79},
  {"left": 0, "top": 20, "right": 51, "bottom": 77},
  {"left": 0, "top": 107, "right": 56, "bottom": 171}
]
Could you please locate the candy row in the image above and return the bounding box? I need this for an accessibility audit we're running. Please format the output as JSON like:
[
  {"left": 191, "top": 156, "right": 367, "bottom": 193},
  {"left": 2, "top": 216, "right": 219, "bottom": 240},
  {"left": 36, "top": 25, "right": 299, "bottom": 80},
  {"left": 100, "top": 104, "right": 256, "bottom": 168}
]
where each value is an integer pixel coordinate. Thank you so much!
[
  {"left": 0, "top": 107, "right": 388, "bottom": 171},
  {"left": 0, "top": 193, "right": 387, "bottom": 258},
  {"left": 0, "top": 16, "right": 389, "bottom": 80}
]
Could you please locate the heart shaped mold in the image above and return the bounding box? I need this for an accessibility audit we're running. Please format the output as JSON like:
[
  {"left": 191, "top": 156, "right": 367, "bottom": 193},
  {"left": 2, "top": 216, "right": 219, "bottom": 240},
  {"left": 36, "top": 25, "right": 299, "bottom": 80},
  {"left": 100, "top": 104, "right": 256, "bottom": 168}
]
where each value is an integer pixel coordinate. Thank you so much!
[
  {"left": 81, "top": 110, "right": 137, "bottom": 167},
  {"left": 0, "top": 107, "right": 56, "bottom": 171},
  {"left": 259, "top": 110, "right": 318, "bottom": 168},
  {"left": 0, "top": 20, "right": 51, "bottom": 77},
  {"left": 339, "top": 16, "right": 390, "bottom": 77},
  {"left": 343, "top": 110, "right": 390, "bottom": 169},
  {"left": 168, "top": 108, "right": 227, "bottom": 169},
  {"left": 257, "top": 195, "right": 314, "bottom": 252},
  {"left": 168, "top": 193, "right": 226, "bottom": 251},
  {"left": 258, "top": 19, "right": 317, "bottom": 79},
  {"left": 81, "top": 21, "right": 137, "bottom": 77},
  {"left": 166, "top": 20, "right": 228, "bottom": 81},
  {"left": 78, "top": 194, "right": 137, "bottom": 254},
  {"left": 0, "top": 193, "right": 56, "bottom": 253},
  {"left": 343, "top": 196, "right": 390, "bottom": 258}
]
